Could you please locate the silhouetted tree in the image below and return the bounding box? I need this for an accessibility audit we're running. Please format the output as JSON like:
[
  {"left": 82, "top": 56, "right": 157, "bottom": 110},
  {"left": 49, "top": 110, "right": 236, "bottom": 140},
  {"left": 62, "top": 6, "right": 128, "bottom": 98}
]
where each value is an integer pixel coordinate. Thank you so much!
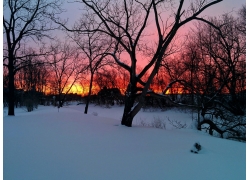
[
  {"left": 3, "top": 0, "right": 64, "bottom": 115},
  {"left": 46, "top": 40, "right": 85, "bottom": 107},
  {"left": 69, "top": 12, "right": 113, "bottom": 114},
  {"left": 161, "top": 8, "right": 246, "bottom": 140},
  {"left": 15, "top": 53, "right": 49, "bottom": 110},
  {"left": 57, "top": 0, "right": 222, "bottom": 126}
]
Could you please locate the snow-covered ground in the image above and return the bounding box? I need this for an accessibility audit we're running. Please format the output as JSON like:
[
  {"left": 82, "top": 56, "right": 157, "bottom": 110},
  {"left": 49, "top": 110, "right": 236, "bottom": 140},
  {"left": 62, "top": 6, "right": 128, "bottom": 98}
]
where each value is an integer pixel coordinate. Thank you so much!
[{"left": 3, "top": 103, "right": 246, "bottom": 180}]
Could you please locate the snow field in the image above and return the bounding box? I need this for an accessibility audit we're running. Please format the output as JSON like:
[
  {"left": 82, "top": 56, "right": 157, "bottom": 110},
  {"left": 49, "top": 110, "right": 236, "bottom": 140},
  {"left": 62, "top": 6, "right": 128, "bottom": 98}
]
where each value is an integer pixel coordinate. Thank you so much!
[{"left": 3, "top": 104, "right": 246, "bottom": 180}]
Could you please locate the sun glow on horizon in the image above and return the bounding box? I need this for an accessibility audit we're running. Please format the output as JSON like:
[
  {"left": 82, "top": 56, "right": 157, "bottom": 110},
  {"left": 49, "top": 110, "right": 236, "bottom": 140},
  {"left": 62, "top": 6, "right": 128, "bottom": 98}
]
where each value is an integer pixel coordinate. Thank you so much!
[
  {"left": 65, "top": 83, "right": 101, "bottom": 96},
  {"left": 165, "top": 87, "right": 186, "bottom": 95},
  {"left": 67, "top": 84, "right": 84, "bottom": 95},
  {"left": 67, "top": 83, "right": 186, "bottom": 96}
]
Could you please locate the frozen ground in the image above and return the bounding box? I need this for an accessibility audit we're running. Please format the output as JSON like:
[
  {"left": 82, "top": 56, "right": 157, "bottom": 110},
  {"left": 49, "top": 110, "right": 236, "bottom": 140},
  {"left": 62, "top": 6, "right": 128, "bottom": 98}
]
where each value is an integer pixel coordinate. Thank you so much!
[{"left": 3, "top": 103, "right": 246, "bottom": 180}]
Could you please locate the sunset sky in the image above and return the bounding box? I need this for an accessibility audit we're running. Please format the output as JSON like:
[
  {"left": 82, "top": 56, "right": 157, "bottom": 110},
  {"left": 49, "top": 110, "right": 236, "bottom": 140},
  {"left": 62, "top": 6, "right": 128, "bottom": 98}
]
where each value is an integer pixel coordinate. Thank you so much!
[
  {"left": 61, "top": 0, "right": 246, "bottom": 27},
  {"left": 59, "top": 0, "right": 246, "bottom": 63},
  {"left": 2, "top": 0, "right": 247, "bottom": 95},
  {"left": 56, "top": 0, "right": 246, "bottom": 95},
  {"left": 60, "top": 1, "right": 246, "bottom": 51}
]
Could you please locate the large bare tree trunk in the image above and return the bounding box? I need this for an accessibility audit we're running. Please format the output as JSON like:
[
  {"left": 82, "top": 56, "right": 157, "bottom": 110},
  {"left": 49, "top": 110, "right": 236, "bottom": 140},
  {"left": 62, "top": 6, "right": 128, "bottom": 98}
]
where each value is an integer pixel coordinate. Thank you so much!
[
  {"left": 84, "top": 73, "right": 94, "bottom": 114},
  {"left": 8, "top": 58, "right": 15, "bottom": 116},
  {"left": 121, "top": 95, "right": 136, "bottom": 127},
  {"left": 121, "top": 82, "right": 138, "bottom": 126}
]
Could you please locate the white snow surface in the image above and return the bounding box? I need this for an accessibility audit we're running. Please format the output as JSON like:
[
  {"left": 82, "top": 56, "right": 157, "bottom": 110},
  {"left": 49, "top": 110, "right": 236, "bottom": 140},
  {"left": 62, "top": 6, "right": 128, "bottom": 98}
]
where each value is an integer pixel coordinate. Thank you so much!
[{"left": 3, "top": 103, "right": 246, "bottom": 180}]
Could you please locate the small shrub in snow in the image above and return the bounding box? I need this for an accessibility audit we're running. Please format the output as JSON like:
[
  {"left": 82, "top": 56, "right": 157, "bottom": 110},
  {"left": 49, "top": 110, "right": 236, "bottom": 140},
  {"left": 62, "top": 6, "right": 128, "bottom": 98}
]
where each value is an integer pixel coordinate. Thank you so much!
[
  {"left": 167, "top": 117, "right": 187, "bottom": 129},
  {"left": 151, "top": 117, "right": 166, "bottom": 129},
  {"left": 92, "top": 112, "right": 98, "bottom": 116},
  {"left": 137, "top": 117, "right": 166, "bottom": 130},
  {"left": 136, "top": 118, "right": 149, "bottom": 127}
]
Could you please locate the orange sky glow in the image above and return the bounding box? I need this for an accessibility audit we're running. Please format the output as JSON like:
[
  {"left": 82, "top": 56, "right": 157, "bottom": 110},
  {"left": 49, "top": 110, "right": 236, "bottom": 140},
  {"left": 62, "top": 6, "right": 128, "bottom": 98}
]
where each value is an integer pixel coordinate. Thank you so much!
[{"left": 11, "top": 0, "right": 245, "bottom": 97}]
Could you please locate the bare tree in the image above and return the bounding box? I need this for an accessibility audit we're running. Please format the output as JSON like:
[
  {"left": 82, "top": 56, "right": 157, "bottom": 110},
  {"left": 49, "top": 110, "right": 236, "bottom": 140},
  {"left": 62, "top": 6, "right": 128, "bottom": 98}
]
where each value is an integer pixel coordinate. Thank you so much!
[
  {"left": 46, "top": 40, "right": 85, "bottom": 107},
  {"left": 237, "top": 5, "right": 246, "bottom": 35},
  {"left": 57, "top": 0, "right": 222, "bottom": 126},
  {"left": 161, "top": 8, "right": 246, "bottom": 140},
  {"left": 14, "top": 52, "right": 49, "bottom": 110},
  {"left": 16, "top": 53, "right": 45, "bottom": 92},
  {"left": 3, "top": 0, "right": 64, "bottom": 115},
  {"left": 196, "top": 11, "right": 245, "bottom": 140},
  {"left": 196, "top": 11, "right": 245, "bottom": 115},
  {"left": 69, "top": 12, "right": 112, "bottom": 114}
]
